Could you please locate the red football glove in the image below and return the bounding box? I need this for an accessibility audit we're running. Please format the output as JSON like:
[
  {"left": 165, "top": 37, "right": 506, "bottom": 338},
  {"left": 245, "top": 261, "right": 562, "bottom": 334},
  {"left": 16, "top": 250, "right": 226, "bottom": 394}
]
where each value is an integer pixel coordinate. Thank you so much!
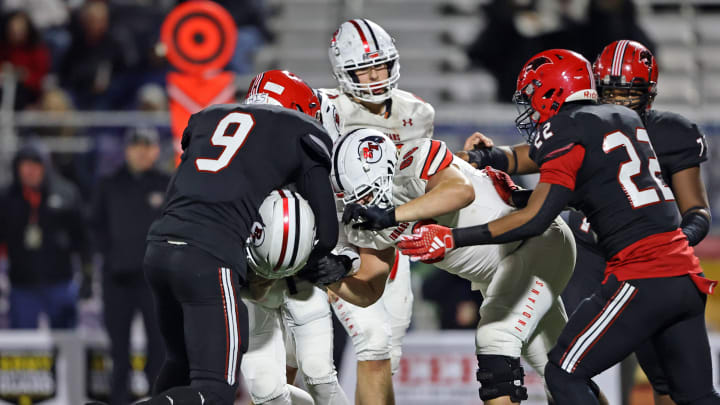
[
  {"left": 397, "top": 224, "right": 455, "bottom": 262},
  {"left": 484, "top": 166, "right": 519, "bottom": 206}
]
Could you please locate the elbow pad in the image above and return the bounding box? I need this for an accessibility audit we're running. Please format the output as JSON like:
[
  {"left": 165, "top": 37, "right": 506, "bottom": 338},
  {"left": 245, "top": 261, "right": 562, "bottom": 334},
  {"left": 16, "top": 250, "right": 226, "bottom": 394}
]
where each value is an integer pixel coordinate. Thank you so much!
[
  {"left": 681, "top": 210, "right": 711, "bottom": 246},
  {"left": 467, "top": 146, "right": 509, "bottom": 172}
]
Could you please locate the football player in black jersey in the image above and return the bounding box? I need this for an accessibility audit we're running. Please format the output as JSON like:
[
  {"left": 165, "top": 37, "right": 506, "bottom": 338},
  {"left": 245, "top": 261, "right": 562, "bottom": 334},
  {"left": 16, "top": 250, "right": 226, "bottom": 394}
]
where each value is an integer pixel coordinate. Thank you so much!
[
  {"left": 398, "top": 50, "right": 719, "bottom": 404},
  {"left": 140, "top": 70, "right": 343, "bottom": 405},
  {"left": 458, "top": 40, "right": 712, "bottom": 405}
]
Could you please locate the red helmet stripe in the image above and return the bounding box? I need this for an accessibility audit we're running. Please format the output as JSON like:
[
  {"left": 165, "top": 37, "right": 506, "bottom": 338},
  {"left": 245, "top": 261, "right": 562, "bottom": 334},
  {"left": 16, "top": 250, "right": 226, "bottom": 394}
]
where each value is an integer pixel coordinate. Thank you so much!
[
  {"left": 274, "top": 190, "right": 290, "bottom": 272},
  {"left": 611, "top": 40, "right": 629, "bottom": 77},
  {"left": 349, "top": 19, "right": 371, "bottom": 53}
]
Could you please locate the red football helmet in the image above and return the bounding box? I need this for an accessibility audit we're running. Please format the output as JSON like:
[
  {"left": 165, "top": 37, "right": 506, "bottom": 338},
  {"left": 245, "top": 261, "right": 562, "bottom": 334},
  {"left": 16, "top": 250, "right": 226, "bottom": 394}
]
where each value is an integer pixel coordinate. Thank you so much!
[
  {"left": 245, "top": 70, "right": 321, "bottom": 119},
  {"left": 514, "top": 49, "right": 597, "bottom": 140},
  {"left": 593, "top": 40, "right": 658, "bottom": 113}
]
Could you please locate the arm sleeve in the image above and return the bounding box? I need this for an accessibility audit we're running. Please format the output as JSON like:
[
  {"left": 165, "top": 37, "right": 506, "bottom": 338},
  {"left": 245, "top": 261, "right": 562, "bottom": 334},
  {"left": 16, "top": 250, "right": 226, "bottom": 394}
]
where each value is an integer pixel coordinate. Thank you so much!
[
  {"left": 466, "top": 146, "right": 509, "bottom": 172},
  {"left": 452, "top": 184, "right": 573, "bottom": 246},
  {"left": 296, "top": 165, "right": 339, "bottom": 258},
  {"left": 681, "top": 209, "right": 711, "bottom": 246}
]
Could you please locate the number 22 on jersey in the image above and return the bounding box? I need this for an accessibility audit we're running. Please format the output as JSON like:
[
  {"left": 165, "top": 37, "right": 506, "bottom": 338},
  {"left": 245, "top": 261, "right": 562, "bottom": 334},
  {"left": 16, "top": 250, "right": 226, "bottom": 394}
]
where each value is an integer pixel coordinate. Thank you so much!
[
  {"left": 602, "top": 128, "right": 674, "bottom": 208},
  {"left": 195, "top": 112, "right": 255, "bottom": 173}
]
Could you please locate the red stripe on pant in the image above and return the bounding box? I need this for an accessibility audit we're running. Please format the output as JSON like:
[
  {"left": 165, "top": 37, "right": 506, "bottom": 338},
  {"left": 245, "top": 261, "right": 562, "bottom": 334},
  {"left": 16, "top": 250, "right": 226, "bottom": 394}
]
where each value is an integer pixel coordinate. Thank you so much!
[
  {"left": 572, "top": 288, "right": 637, "bottom": 372},
  {"left": 218, "top": 268, "right": 230, "bottom": 382},
  {"left": 558, "top": 282, "right": 627, "bottom": 367}
]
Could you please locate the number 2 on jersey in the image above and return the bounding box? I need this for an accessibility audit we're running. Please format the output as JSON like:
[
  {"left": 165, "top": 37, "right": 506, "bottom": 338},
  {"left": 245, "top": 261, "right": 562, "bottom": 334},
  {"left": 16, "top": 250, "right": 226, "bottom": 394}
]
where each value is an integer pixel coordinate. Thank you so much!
[
  {"left": 195, "top": 112, "right": 255, "bottom": 172},
  {"left": 602, "top": 128, "right": 674, "bottom": 208}
]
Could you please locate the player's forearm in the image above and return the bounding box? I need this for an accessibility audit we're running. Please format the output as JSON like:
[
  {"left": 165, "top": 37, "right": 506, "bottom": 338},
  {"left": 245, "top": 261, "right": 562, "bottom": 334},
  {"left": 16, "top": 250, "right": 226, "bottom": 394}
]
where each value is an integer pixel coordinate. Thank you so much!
[
  {"left": 327, "top": 276, "right": 385, "bottom": 307},
  {"left": 500, "top": 144, "right": 538, "bottom": 175},
  {"left": 681, "top": 208, "right": 711, "bottom": 246},
  {"left": 395, "top": 178, "right": 474, "bottom": 222},
  {"left": 452, "top": 183, "right": 569, "bottom": 246}
]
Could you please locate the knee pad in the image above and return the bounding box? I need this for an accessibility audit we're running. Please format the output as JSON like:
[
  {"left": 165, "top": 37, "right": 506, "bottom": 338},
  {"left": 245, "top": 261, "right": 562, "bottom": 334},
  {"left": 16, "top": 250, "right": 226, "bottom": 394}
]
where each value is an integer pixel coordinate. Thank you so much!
[
  {"left": 351, "top": 319, "right": 392, "bottom": 361},
  {"left": 299, "top": 355, "right": 336, "bottom": 385},
  {"left": 476, "top": 355, "right": 528, "bottom": 403},
  {"left": 245, "top": 370, "right": 287, "bottom": 403}
]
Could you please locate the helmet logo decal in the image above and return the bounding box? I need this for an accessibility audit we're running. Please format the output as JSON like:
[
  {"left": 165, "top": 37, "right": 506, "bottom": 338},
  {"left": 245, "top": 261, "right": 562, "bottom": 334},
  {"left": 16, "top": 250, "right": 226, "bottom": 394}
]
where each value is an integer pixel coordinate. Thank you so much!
[
  {"left": 263, "top": 81, "right": 285, "bottom": 95},
  {"left": 525, "top": 56, "right": 552, "bottom": 72},
  {"left": 250, "top": 221, "right": 264, "bottom": 247},
  {"left": 358, "top": 135, "right": 385, "bottom": 164}
]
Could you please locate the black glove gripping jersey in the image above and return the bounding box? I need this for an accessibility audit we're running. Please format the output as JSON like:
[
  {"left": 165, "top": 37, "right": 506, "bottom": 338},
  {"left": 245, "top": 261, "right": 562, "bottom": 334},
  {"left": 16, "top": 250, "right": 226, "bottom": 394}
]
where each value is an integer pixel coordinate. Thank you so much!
[
  {"left": 147, "top": 104, "right": 338, "bottom": 280},
  {"left": 530, "top": 103, "right": 679, "bottom": 259}
]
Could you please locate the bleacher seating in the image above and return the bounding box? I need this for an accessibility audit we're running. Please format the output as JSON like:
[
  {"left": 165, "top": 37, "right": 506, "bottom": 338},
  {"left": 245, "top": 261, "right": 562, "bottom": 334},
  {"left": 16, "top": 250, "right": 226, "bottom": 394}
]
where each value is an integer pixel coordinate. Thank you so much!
[{"left": 260, "top": 0, "right": 720, "bottom": 124}]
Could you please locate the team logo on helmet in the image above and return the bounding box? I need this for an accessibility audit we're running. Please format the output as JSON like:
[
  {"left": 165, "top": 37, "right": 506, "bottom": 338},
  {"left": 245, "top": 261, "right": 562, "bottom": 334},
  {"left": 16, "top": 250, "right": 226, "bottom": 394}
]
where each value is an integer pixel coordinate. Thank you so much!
[
  {"left": 357, "top": 136, "right": 385, "bottom": 164},
  {"left": 250, "top": 221, "right": 264, "bottom": 247},
  {"left": 525, "top": 56, "right": 553, "bottom": 72}
]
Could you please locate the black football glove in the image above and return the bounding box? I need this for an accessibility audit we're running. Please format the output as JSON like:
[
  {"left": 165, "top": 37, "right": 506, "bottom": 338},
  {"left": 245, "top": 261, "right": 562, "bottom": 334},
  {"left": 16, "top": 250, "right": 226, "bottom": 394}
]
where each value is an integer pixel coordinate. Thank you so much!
[
  {"left": 342, "top": 203, "right": 397, "bottom": 230},
  {"left": 466, "top": 145, "right": 509, "bottom": 173},
  {"left": 296, "top": 254, "right": 353, "bottom": 286}
]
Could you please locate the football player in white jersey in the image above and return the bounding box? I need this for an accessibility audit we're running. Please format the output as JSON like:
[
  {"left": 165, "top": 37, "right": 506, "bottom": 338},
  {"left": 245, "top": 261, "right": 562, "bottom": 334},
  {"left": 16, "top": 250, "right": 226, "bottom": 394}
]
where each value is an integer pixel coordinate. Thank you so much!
[
  {"left": 314, "top": 18, "right": 429, "bottom": 405},
  {"left": 327, "top": 128, "right": 577, "bottom": 404},
  {"left": 239, "top": 81, "right": 350, "bottom": 405}
]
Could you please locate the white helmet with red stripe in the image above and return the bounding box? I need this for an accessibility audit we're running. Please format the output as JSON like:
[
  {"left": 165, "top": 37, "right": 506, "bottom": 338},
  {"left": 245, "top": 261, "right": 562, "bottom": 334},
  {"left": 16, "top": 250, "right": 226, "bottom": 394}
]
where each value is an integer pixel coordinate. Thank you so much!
[
  {"left": 329, "top": 19, "right": 400, "bottom": 103},
  {"left": 247, "top": 189, "right": 316, "bottom": 279},
  {"left": 331, "top": 128, "right": 398, "bottom": 208}
]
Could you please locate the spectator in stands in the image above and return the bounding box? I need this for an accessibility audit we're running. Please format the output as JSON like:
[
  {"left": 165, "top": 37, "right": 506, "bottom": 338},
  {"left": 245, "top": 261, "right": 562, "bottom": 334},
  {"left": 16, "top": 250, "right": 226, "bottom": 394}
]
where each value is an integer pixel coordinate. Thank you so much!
[
  {"left": 91, "top": 127, "right": 168, "bottom": 405},
  {"left": 0, "top": 142, "right": 91, "bottom": 329},
  {"left": 1, "top": 0, "right": 71, "bottom": 72},
  {"left": 466, "top": 0, "right": 654, "bottom": 102},
  {"left": 206, "top": 0, "right": 275, "bottom": 74},
  {"left": 60, "top": 0, "right": 131, "bottom": 109},
  {"left": 579, "top": 0, "right": 656, "bottom": 60},
  {"left": 422, "top": 269, "right": 484, "bottom": 329},
  {"left": 0, "top": 10, "right": 51, "bottom": 109}
]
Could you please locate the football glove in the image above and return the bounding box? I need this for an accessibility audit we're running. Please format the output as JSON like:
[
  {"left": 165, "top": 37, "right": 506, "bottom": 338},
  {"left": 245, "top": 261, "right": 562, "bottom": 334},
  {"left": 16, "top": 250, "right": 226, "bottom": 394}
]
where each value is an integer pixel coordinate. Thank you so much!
[
  {"left": 296, "top": 253, "right": 353, "bottom": 286},
  {"left": 484, "top": 166, "right": 519, "bottom": 206},
  {"left": 398, "top": 224, "right": 455, "bottom": 262},
  {"left": 342, "top": 203, "right": 397, "bottom": 230}
]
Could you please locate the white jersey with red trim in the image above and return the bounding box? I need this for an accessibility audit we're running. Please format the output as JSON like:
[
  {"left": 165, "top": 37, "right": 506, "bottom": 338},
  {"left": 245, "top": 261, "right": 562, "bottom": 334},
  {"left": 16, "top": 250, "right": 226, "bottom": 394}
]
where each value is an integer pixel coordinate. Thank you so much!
[
  {"left": 345, "top": 138, "right": 522, "bottom": 281},
  {"left": 316, "top": 87, "right": 434, "bottom": 143}
]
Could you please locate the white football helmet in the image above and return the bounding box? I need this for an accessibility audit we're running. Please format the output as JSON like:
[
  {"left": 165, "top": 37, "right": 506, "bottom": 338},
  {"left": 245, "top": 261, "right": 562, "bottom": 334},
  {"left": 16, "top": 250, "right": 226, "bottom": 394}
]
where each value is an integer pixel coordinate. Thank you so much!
[
  {"left": 315, "top": 89, "right": 344, "bottom": 143},
  {"left": 329, "top": 19, "right": 400, "bottom": 103},
  {"left": 247, "top": 189, "right": 316, "bottom": 279},
  {"left": 331, "top": 128, "right": 398, "bottom": 209}
]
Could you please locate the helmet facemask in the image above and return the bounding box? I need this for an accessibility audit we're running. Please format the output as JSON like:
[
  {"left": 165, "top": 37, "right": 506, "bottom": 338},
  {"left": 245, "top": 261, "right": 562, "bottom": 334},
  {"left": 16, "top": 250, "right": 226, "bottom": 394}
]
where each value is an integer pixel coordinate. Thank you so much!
[
  {"left": 597, "top": 77, "right": 656, "bottom": 114},
  {"left": 336, "top": 55, "right": 400, "bottom": 104},
  {"left": 513, "top": 80, "right": 542, "bottom": 143},
  {"left": 343, "top": 167, "right": 394, "bottom": 210}
]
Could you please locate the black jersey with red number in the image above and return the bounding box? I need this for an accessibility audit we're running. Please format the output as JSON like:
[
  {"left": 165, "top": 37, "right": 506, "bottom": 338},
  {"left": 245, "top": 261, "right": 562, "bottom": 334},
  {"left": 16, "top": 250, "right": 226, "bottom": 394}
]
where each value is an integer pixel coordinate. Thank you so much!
[
  {"left": 530, "top": 103, "right": 679, "bottom": 259},
  {"left": 567, "top": 109, "right": 709, "bottom": 252},
  {"left": 147, "top": 103, "right": 336, "bottom": 279}
]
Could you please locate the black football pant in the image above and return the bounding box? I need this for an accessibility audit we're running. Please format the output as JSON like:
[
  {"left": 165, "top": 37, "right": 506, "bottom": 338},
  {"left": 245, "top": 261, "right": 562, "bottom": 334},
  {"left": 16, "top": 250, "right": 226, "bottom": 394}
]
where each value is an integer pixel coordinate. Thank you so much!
[
  {"left": 546, "top": 274, "right": 720, "bottom": 405},
  {"left": 562, "top": 243, "right": 699, "bottom": 398},
  {"left": 144, "top": 241, "right": 249, "bottom": 405}
]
